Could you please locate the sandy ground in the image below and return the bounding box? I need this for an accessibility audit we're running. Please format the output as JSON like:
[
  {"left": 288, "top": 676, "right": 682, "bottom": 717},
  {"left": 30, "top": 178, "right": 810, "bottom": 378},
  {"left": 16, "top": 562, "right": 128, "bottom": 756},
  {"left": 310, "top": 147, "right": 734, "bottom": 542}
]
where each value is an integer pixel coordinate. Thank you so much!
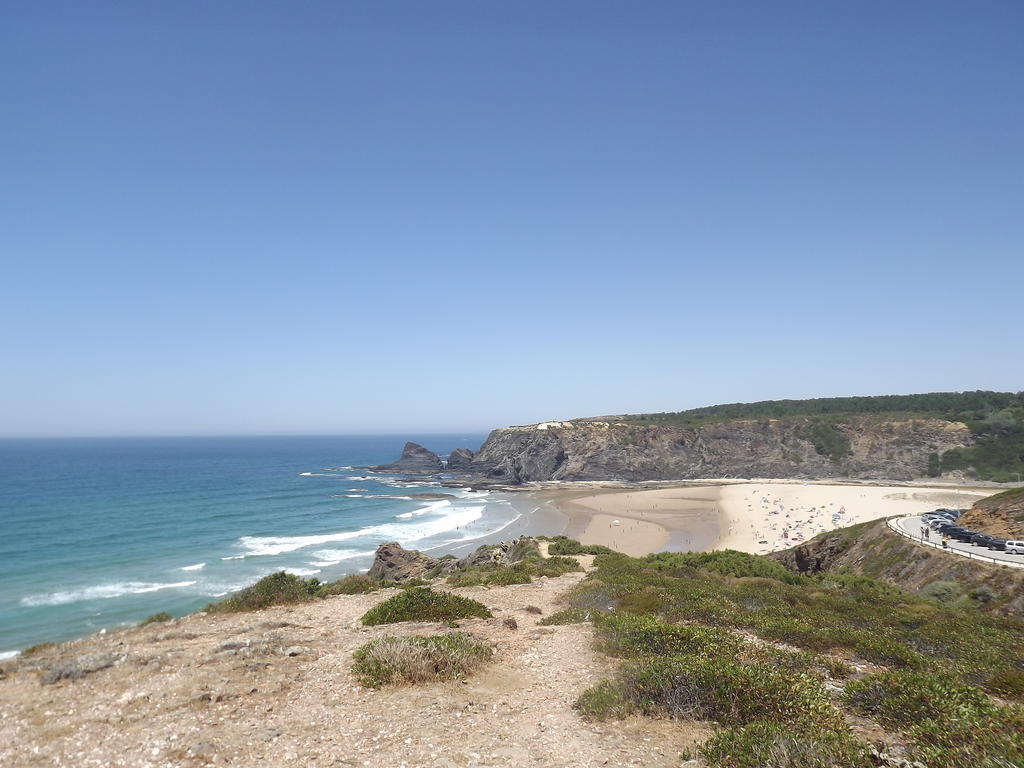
[
  {"left": 0, "top": 565, "right": 709, "bottom": 768},
  {"left": 540, "top": 481, "right": 997, "bottom": 556}
]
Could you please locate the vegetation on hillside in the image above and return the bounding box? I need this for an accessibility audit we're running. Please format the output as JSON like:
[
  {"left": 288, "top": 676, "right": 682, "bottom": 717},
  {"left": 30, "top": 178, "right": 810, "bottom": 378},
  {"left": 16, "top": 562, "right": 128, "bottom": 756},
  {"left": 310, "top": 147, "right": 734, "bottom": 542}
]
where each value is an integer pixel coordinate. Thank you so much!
[
  {"left": 360, "top": 587, "right": 492, "bottom": 626},
  {"left": 204, "top": 571, "right": 383, "bottom": 613},
  {"left": 593, "top": 390, "right": 1024, "bottom": 480},
  {"left": 351, "top": 633, "right": 492, "bottom": 688},
  {"left": 557, "top": 548, "right": 1023, "bottom": 767}
]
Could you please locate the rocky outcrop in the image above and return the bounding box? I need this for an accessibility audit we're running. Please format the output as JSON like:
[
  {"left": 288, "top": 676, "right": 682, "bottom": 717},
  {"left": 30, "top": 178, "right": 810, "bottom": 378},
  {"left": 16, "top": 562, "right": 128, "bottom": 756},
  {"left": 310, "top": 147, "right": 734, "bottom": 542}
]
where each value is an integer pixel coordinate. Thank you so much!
[
  {"left": 366, "top": 538, "right": 542, "bottom": 583},
  {"left": 771, "top": 520, "right": 1024, "bottom": 616},
  {"left": 366, "top": 542, "right": 457, "bottom": 583},
  {"left": 459, "top": 418, "right": 972, "bottom": 484},
  {"left": 447, "top": 448, "right": 475, "bottom": 470},
  {"left": 956, "top": 488, "right": 1024, "bottom": 539},
  {"left": 372, "top": 442, "right": 443, "bottom": 474},
  {"left": 459, "top": 537, "right": 540, "bottom": 569}
]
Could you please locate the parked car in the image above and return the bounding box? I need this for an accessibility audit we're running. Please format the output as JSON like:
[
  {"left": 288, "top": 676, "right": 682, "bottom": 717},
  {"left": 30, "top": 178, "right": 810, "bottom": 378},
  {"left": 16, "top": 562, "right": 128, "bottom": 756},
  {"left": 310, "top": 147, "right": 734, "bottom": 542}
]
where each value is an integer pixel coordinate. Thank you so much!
[
  {"left": 935, "top": 522, "right": 957, "bottom": 533},
  {"left": 1006, "top": 540, "right": 1024, "bottom": 555},
  {"left": 986, "top": 538, "right": 1007, "bottom": 551},
  {"left": 969, "top": 533, "right": 995, "bottom": 547},
  {"left": 951, "top": 528, "right": 976, "bottom": 542}
]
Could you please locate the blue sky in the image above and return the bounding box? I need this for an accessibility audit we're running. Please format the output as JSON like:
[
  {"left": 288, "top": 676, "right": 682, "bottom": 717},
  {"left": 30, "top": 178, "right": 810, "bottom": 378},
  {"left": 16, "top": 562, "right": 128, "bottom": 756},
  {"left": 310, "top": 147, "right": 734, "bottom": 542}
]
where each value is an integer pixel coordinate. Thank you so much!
[{"left": 2, "top": 2, "right": 1022, "bottom": 437}]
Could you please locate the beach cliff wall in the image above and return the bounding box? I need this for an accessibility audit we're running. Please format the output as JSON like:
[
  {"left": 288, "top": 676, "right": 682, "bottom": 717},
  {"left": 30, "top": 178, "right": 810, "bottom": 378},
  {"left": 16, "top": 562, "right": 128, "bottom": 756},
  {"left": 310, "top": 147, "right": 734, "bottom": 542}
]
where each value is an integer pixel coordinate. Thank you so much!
[{"left": 464, "top": 418, "right": 972, "bottom": 483}]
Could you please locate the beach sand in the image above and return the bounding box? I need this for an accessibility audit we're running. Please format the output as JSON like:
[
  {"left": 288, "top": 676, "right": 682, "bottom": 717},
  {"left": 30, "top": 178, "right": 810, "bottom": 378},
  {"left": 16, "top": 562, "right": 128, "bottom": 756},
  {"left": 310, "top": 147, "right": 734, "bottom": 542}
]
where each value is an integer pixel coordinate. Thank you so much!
[{"left": 538, "top": 481, "right": 997, "bottom": 557}]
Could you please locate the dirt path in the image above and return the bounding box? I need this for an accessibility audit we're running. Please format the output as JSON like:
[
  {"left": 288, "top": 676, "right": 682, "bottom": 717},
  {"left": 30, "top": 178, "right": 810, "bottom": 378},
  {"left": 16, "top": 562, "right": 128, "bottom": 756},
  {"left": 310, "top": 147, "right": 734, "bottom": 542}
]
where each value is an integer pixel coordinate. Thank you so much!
[{"left": 1, "top": 569, "right": 705, "bottom": 768}]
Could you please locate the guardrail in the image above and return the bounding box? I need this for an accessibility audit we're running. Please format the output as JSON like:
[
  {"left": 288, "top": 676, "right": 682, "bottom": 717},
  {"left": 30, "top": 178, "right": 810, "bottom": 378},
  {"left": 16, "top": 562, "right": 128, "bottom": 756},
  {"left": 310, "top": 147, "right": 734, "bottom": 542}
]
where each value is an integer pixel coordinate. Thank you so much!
[{"left": 886, "top": 517, "right": 1024, "bottom": 569}]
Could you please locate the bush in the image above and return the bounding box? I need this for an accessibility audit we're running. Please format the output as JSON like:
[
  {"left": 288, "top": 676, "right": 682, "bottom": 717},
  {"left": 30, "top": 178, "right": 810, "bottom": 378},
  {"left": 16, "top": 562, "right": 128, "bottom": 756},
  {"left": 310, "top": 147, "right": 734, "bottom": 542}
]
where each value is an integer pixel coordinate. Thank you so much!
[
  {"left": 921, "top": 580, "right": 962, "bottom": 604},
  {"left": 843, "top": 670, "right": 994, "bottom": 727},
  {"left": 986, "top": 668, "right": 1024, "bottom": 700},
  {"left": 486, "top": 568, "right": 532, "bottom": 586},
  {"left": 323, "top": 574, "right": 383, "bottom": 595},
  {"left": 645, "top": 550, "right": 802, "bottom": 584},
  {"left": 351, "top": 633, "right": 492, "bottom": 688},
  {"left": 205, "top": 572, "right": 324, "bottom": 613},
  {"left": 594, "top": 612, "right": 742, "bottom": 659},
  {"left": 907, "top": 705, "right": 1024, "bottom": 768},
  {"left": 577, "top": 655, "right": 840, "bottom": 728},
  {"left": 360, "top": 587, "right": 492, "bottom": 626},
  {"left": 543, "top": 536, "right": 616, "bottom": 556},
  {"left": 139, "top": 612, "right": 173, "bottom": 626},
  {"left": 699, "top": 720, "right": 874, "bottom": 768}
]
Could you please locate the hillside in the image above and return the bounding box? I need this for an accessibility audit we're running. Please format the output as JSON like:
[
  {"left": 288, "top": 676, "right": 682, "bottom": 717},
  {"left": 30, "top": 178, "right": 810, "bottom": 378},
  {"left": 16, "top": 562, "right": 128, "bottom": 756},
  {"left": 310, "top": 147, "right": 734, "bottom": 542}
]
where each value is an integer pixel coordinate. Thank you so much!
[
  {"left": 460, "top": 391, "right": 1024, "bottom": 484},
  {"left": 957, "top": 487, "right": 1024, "bottom": 539},
  {"left": 4, "top": 537, "right": 1022, "bottom": 768},
  {"left": 770, "top": 518, "right": 1024, "bottom": 615}
]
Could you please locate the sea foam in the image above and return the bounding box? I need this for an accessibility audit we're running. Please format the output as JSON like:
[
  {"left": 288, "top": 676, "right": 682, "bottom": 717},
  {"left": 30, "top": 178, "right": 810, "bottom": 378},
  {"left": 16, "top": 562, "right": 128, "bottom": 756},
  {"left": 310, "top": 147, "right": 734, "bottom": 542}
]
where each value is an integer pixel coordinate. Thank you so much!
[
  {"left": 235, "top": 503, "right": 483, "bottom": 557},
  {"left": 21, "top": 580, "right": 198, "bottom": 607}
]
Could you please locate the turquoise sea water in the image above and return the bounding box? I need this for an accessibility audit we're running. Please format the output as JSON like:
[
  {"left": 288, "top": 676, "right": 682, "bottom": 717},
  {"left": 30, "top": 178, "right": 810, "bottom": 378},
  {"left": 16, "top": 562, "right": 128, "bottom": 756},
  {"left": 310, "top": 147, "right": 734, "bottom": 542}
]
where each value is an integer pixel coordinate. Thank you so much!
[{"left": 0, "top": 435, "right": 551, "bottom": 657}]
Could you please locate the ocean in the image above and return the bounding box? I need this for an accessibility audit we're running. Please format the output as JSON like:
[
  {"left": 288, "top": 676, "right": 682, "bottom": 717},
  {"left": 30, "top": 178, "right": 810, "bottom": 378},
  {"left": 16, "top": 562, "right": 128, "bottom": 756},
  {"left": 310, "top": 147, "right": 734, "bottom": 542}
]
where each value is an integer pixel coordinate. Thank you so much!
[{"left": 0, "top": 435, "right": 560, "bottom": 657}]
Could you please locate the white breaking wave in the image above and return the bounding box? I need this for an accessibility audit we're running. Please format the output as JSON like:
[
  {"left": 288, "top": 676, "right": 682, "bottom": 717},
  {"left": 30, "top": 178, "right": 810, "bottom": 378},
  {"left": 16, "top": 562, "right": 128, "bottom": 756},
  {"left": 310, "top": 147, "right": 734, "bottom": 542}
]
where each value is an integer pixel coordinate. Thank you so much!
[
  {"left": 395, "top": 500, "right": 450, "bottom": 519},
  {"left": 0, "top": 650, "right": 19, "bottom": 661},
  {"left": 309, "top": 549, "right": 373, "bottom": 567},
  {"left": 236, "top": 504, "right": 484, "bottom": 557},
  {"left": 21, "top": 581, "right": 198, "bottom": 607},
  {"left": 220, "top": 555, "right": 246, "bottom": 561},
  {"left": 344, "top": 494, "right": 364, "bottom": 498},
  {"left": 180, "top": 562, "right": 206, "bottom": 571},
  {"left": 283, "top": 567, "right": 321, "bottom": 577}
]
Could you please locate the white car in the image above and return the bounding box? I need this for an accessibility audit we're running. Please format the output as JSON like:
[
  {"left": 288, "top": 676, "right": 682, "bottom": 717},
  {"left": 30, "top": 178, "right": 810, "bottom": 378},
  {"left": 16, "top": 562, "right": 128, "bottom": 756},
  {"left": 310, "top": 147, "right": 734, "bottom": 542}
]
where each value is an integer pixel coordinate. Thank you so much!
[{"left": 1006, "top": 540, "right": 1024, "bottom": 555}]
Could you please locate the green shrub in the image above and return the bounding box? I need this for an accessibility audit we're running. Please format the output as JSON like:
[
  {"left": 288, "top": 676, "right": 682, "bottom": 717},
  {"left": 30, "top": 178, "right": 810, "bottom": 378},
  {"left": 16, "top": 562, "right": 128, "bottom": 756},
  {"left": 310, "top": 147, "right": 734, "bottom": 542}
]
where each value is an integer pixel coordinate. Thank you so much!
[
  {"left": 139, "top": 611, "right": 173, "bottom": 626},
  {"left": 921, "top": 580, "right": 962, "bottom": 604},
  {"left": 843, "top": 670, "right": 994, "bottom": 726},
  {"left": 486, "top": 568, "right": 532, "bottom": 586},
  {"left": 543, "top": 536, "right": 615, "bottom": 556},
  {"left": 645, "top": 550, "right": 802, "bottom": 584},
  {"left": 699, "top": 720, "right": 874, "bottom": 768},
  {"left": 594, "top": 612, "right": 742, "bottom": 659},
  {"left": 446, "top": 571, "right": 486, "bottom": 588},
  {"left": 505, "top": 538, "right": 542, "bottom": 561},
  {"left": 577, "top": 656, "right": 840, "bottom": 728},
  {"left": 351, "top": 633, "right": 492, "bottom": 688},
  {"left": 323, "top": 574, "right": 383, "bottom": 595},
  {"left": 986, "top": 668, "right": 1024, "bottom": 700},
  {"left": 360, "top": 587, "right": 492, "bottom": 626},
  {"left": 573, "top": 680, "right": 632, "bottom": 719},
  {"left": 906, "top": 705, "right": 1024, "bottom": 768},
  {"left": 205, "top": 571, "right": 323, "bottom": 613}
]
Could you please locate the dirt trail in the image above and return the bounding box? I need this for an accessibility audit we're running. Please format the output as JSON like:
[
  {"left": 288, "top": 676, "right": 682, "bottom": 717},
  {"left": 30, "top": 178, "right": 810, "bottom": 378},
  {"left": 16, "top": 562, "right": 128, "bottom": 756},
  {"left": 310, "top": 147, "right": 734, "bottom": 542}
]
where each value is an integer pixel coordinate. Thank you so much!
[{"left": 1, "top": 569, "right": 704, "bottom": 768}]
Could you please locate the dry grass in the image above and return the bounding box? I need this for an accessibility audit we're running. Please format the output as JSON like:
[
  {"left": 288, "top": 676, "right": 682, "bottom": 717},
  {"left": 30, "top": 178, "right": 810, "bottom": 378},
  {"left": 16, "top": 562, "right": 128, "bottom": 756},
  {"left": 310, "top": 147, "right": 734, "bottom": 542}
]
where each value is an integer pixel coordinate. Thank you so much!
[{"left": 351, "top": 633, "right": 493, "bottom": 688}]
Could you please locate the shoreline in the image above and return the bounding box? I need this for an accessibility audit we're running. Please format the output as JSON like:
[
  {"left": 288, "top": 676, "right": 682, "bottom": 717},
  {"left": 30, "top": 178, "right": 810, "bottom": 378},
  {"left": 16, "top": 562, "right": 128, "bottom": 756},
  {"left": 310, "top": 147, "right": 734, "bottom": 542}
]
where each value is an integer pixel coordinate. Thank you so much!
[{"left": 532, "top": 480, "right": 1000, "bottom": 557}]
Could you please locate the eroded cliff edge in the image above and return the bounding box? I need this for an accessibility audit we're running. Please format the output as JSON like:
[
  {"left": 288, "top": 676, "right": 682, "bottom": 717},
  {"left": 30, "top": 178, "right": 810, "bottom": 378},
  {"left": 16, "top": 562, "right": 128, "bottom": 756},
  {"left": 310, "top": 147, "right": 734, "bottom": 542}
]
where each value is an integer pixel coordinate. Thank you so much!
[{"left": 460, "top": 418, "right": 972, "bottom": 483}]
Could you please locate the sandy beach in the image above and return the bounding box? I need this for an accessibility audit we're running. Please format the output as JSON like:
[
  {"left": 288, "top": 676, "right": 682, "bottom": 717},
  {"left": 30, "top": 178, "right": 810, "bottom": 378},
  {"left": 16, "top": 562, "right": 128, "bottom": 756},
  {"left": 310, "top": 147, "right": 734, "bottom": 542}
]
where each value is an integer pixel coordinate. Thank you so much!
[{"left": 539, "top": 481, "right": 998, "bottom": 557}]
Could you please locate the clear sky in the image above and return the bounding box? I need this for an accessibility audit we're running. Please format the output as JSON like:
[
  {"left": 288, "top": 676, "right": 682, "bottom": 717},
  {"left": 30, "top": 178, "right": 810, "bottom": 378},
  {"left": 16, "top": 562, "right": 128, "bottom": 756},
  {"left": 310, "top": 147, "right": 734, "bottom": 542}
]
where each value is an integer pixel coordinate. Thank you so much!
[{"left": 2, "top": 2, "right": 1022, "bottom": 437}]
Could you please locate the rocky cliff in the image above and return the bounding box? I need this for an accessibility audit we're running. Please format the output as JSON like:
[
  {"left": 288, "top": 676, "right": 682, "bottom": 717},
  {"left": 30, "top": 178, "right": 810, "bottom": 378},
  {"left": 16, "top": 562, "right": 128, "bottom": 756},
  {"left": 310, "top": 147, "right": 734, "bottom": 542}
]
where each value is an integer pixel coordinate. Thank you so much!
[
  {"left": 956, "top": 487, "right": 1024, "bottom": 539},
  {"left": 461, "top": 418, "right": 972, "bottom": 483}
]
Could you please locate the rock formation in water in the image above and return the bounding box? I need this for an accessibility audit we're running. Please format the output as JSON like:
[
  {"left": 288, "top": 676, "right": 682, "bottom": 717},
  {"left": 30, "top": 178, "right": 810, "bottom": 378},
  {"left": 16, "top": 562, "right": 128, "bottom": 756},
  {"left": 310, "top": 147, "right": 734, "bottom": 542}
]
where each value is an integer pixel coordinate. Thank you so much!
[
  {"left": 371, "top": 442, "right": 443, "bottom": 474},
  {"left": 446, "top": 448, "right": 475, "bottom": 470}
]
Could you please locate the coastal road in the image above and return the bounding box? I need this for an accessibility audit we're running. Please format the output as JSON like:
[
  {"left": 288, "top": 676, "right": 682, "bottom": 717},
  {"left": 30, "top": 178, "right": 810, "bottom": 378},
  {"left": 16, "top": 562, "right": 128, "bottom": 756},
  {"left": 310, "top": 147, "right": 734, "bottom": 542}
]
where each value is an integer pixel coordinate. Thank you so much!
[{"left": 891, "top": 515, "right": 1024, "bottom": 569}]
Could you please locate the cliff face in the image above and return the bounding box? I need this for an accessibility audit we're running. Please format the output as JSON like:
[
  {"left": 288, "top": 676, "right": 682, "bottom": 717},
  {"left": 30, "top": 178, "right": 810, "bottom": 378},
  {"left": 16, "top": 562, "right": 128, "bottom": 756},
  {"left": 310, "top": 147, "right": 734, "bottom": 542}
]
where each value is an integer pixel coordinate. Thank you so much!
[
  {"left": 465, "top": 418, "right": 971, "bottom": 483},
  {"left": 956, "top": 488, "right": 1024, "bottom": 539}
]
